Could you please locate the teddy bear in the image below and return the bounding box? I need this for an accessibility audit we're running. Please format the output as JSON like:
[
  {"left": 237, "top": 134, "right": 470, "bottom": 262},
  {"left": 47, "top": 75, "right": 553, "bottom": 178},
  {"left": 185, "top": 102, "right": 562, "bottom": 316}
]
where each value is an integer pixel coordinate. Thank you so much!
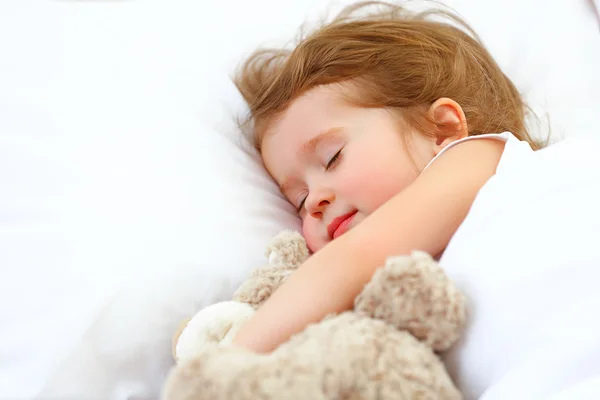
[{"left": 162, "top": 230, "right": 467, "bottom": 400}]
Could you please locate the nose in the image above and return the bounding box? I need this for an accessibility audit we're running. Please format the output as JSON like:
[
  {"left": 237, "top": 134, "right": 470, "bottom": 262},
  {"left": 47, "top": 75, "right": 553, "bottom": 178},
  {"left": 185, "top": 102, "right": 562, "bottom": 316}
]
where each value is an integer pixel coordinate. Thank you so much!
[{"left": 305, "top": 188, "right": 334, "bottom": 218}]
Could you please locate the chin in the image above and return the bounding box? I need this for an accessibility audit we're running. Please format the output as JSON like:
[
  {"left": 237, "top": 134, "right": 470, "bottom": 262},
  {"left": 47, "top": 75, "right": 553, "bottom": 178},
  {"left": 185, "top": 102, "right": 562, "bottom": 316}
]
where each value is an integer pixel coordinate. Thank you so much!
[
  {"left": 305, "top": 235, "right": 329, "bottom": 253},
  {"left": 302, "top": 233, "right": 320, "bottom": 254}
]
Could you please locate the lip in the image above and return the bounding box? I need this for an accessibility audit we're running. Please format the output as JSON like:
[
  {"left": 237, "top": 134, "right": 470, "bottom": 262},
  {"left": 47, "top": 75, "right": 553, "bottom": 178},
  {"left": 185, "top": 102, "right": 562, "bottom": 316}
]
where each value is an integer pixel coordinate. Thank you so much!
[{"left": 327, "top": 210, "right": 358, "bottom": 240}]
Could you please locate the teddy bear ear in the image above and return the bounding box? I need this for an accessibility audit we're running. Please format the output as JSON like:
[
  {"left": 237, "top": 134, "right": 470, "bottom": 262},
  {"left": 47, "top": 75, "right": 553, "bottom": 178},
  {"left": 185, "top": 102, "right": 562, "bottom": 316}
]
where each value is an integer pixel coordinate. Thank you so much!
[{"left": 265, "top": 230, "right": 309, "bottom": 267}]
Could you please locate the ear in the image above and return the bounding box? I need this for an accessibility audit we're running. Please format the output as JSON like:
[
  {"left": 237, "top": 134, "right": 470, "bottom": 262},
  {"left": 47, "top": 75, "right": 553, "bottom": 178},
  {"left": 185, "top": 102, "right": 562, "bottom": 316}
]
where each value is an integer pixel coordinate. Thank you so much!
[{"left": 428, "top": 98, "right": 468, "bottom": 155}]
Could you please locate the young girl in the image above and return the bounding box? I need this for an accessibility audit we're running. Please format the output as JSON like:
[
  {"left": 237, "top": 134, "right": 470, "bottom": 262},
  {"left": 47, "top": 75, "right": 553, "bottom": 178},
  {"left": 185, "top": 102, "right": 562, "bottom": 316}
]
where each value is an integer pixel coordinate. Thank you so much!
[
  {"left": 228, "top": 2, "right": 600, "bottom": 393},
  {"left": 230, "top": 0, "right": 540, "bottom": 349}
]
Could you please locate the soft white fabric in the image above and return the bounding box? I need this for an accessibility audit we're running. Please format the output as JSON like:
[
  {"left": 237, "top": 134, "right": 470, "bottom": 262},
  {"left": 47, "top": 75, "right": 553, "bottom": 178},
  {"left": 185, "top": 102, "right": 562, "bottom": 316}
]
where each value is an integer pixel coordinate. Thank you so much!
[
  {"left": 175, "top": 301, "right": 255, "bottom": 363},
  {"left": 0, "top": 0, "right": 599, "bottom": 399},
  {"left": 441, "top": 133, "right": 600, "bottom": 399},
  {"left": 422, "top": 131, "right": 534, "bottom": 174},
  {"left": 0, "top": 2, "right": 300, "bottom": 398}
]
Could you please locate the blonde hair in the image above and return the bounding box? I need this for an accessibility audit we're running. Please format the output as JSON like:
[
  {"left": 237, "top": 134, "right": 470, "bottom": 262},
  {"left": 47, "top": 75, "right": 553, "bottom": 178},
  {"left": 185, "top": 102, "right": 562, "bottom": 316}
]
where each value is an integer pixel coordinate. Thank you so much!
[{"left": 234, "top": 0, "right": 544, "bottom": 151}]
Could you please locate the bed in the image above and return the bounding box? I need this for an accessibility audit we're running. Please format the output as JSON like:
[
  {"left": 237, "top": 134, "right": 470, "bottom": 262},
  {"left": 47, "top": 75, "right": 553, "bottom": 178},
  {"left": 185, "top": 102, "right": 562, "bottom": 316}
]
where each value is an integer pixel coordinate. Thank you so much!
[{"left": 1, "top": 0, "right": 599, "bottom": 399}]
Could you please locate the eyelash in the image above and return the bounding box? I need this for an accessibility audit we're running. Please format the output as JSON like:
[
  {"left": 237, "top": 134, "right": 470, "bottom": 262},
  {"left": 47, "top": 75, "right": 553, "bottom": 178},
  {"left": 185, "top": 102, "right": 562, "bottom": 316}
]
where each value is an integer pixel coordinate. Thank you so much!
[
  {"left": 297, "top": 199, "right": 306, "bottom": 213},
  {"left": 326, "top": 150, "right": 342, "bottom": 170},
  {"left": 296, "top": 149, "right": 343, "bottom": 212}
]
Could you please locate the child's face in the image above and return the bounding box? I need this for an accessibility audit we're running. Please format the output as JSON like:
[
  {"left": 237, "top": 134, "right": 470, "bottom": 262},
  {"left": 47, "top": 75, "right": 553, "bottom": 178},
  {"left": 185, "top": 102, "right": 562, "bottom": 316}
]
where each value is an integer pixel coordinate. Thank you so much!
[{"left": 261, "top": 85, "right": 436, "bottom": 252}]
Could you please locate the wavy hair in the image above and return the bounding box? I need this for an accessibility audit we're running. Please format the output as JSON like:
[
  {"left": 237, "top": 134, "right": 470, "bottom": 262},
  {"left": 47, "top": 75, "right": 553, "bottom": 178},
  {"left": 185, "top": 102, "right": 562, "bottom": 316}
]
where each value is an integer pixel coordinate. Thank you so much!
[{"left": 234, "top": 1, "right": 544, "bottom": 151}]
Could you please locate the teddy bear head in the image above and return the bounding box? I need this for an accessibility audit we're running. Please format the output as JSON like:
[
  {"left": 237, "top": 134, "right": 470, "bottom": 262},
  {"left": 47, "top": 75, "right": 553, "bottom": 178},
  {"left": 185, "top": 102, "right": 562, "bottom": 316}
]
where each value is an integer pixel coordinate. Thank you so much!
[{"left": 231, "top": 230, "right": 310, "bottom": 309}]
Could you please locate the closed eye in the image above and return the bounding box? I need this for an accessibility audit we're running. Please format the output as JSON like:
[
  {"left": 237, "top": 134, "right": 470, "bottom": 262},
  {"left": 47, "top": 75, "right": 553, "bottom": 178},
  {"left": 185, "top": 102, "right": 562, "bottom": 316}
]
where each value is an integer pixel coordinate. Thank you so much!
[
  {"left": 296, "top": 149, "right": 342, "bottom": 213},
  {"left": 326, "top": 149, "right": 342, "bottom": 170},
  {"left": 297, "top": 196, "right": 307, "bottom": 213}
]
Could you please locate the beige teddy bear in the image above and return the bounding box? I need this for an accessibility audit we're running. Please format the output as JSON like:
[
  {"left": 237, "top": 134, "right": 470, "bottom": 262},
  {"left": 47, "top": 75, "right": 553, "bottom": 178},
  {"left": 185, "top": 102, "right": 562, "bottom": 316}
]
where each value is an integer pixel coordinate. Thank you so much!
[{"left": 163, "top": 230, "right": 466, "bottom": 400}]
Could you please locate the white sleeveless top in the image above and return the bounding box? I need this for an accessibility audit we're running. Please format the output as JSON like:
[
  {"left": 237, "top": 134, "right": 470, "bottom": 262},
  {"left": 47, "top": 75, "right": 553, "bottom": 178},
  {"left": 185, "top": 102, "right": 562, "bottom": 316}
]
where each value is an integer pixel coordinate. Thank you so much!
[
  {"left": 422, "top": 131, "right": 534, "bottom": 174},
  {"left": 429, "top": 132, "right": 600, "bottom": 399}
]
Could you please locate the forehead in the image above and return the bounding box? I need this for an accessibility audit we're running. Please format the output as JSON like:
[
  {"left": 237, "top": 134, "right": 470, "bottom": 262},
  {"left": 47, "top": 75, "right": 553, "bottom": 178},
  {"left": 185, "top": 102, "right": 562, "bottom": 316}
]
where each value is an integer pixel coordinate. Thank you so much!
[
  {"left": 268, "top": 85, "right": 348, "bottom": 138},
  {"left": 261, "top": 86, "right": 350, "bottom": 182}
]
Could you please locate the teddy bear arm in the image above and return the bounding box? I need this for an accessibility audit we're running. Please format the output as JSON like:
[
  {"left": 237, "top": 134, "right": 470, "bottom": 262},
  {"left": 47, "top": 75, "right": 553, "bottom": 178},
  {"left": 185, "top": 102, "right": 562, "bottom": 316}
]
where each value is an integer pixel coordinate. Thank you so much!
[
  {"left": 231, "top": 268, "right": 293, "bottom": 308},
  {"left": 354, "top": 251, "right": 467, "bottom": 352}
]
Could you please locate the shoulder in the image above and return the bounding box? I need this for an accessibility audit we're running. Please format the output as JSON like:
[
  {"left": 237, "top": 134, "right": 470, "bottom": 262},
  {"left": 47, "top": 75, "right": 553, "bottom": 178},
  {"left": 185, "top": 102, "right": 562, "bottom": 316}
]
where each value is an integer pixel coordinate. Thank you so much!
[
  {"left": 435, "top": 136, "right": 506, "bottom": 171},
  {"left": 357, "top": 136, "right": 507, "bottom": 259},
  {"left": 416, "top": 136, "right": 506, "bottom": 193}
]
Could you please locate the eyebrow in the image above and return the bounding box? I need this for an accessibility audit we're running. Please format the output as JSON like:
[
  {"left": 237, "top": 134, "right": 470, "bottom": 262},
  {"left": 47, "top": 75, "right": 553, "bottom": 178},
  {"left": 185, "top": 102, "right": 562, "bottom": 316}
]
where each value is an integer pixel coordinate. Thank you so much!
[
  {"left": 298, "top": 126, "right": 344, "bottom": 159},
  {"left": 279, "top": 126, "right": 344, "bottom": 194}
]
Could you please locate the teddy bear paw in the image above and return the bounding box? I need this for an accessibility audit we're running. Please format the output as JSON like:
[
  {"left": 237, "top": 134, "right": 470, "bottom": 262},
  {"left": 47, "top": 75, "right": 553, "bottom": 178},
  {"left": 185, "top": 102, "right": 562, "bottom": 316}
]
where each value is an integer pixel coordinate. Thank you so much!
[{"left": 354, "top": 251, "right": 466, "bottom": 352}]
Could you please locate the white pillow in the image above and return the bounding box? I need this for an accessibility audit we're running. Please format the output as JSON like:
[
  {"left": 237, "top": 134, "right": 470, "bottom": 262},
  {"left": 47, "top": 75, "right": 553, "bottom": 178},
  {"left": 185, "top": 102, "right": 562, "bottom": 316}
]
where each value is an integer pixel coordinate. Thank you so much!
[
  {"left": 0, "top": 0, "right": 598, "bottom": 399},
  {"left": 0, "top": 2, "right": 303, "bottom": 398}
]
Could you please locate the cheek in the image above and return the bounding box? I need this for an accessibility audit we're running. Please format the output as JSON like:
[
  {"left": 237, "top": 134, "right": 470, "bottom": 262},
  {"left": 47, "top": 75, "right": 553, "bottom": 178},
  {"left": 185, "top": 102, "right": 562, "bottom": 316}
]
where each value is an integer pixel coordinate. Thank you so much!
[
  {"left": 302, "top": 218, "right": 322, "bottom": 253},
  {"left": 339, "top": 155, "right": 418, "bottom": 211}
]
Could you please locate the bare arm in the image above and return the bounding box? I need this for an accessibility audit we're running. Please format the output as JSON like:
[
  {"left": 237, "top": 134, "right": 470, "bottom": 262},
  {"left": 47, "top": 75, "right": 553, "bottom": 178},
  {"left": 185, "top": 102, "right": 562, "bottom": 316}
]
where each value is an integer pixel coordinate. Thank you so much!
[{"left": 232, "top": 138, "right": 505, "bottom": 353}]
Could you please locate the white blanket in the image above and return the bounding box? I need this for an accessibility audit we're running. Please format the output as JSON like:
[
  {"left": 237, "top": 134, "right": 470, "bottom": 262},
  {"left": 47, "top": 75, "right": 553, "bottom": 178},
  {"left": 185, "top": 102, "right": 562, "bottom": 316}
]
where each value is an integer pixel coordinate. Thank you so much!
[{"left": 441, "top": 134, "right": 600, "bottom": 399}]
